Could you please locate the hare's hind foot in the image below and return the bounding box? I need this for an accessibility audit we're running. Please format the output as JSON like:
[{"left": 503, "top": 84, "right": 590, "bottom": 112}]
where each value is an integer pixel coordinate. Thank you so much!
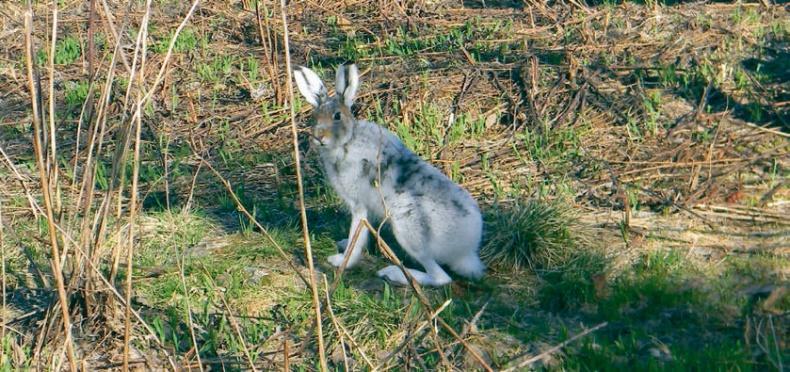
[
  {"left": 328, "top": 239, "right": 362, "bottom": 268},
  {"left": 377, "top": 259, "right": 452, "bottom": 287},
  {"left": 328, "top": 253, "right": 347, "bottom": 268}
]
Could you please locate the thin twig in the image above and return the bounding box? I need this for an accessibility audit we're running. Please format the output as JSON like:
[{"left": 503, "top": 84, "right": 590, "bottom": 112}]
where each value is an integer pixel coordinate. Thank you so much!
[
  {"left": 278, "top": 1, "right": 328, "bottom": 369},
  {"left": 203, "top": 268, "right": 259, "bottom": 372},
  {"left": 177, "top": 249, "right": 204, "bottom": 371},
  {"left": 182, "top": 162, "right": 202, "bottom": 213},
  {"left": 23, "top": 7, "right": 77, "bottom": 371},
  {"left": 46, "top": 0, "right": 59, "bottom": 213},
  {"left": 124, "top": 1, "right": 153, "bottom": 369},
  {"left": 377, "top": 299, "right": 453, "bottom": 370},
  {"left": 360, "top": 220, "right": 494, "bottom": 372},
  {"left": 193, "top": 156, "right": 309, "bottom": 287},
  {"left": 502, "top": 322, "right": 608, "bottom": 371},
  {"left": 52, "top": 224, "right": 179, "bottom": 370},
  {"left": 0, "top": 198, "right": 5, "bottom": 362},
  {"left": 322, "top": 276, "right": 348, "bottom": 371}
]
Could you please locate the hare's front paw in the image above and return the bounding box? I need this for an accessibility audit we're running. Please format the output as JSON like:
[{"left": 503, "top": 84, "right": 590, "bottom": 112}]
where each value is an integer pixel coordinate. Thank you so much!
[
  {"left": 377, "top": 265, "right": 409, "bottom": 285},
  {"left": 328, "top": 254, "right": 347, "bottom": 268}
]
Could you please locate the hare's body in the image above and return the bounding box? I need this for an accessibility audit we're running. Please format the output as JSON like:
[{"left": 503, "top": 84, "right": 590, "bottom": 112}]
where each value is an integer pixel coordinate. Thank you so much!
[{"left": 294, "top": 64, "right": 484, "bottom": 286}]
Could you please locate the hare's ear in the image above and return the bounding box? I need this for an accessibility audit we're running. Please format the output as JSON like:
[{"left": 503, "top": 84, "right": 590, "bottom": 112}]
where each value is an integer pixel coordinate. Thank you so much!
[
  {"left": 335, "top": 63, "right": 359, "bottom": 107},
  {"left": 293, "top": 66, "right": 327, "bottom": 107}
]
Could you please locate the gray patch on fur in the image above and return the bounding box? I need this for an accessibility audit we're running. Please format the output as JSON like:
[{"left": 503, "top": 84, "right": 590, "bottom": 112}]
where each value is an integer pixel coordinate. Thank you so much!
[{"left": 451, "top": 199, "right": 470, "bottom": 217}]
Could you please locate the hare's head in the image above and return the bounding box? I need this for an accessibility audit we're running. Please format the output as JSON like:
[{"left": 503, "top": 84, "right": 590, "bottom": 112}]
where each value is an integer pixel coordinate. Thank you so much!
[{"left": 293, "top": 64, "right": 359, "bottom": 147}]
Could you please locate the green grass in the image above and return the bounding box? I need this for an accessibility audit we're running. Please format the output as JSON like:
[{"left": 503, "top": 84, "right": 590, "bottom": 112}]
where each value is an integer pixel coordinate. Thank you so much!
[
  {"left": 116, "top": 171, "right": 787, "bottom": 370},
  {"left": 0, "top": 334, "right": 33, "bottom": 370},
  {"left": 36, "top": 34, "right": 81, "bottom": 66},
  {"left": 327, "top": 18, "right": 519, "bottom": 64},
  {"left": 64, "top": 80, "right": 90, "bottom": 109},
  {"left": 152, "top": 27, "right": 201, "bottom": 54},
  {"left": 481, "top": 198, "right": 592, "bottom": 272}
]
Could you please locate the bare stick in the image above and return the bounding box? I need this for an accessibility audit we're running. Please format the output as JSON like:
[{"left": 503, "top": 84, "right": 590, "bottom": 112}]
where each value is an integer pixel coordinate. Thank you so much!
[
  {"left": 47, "top": 0, "right": 60, "bottom": 213},
  {"left": 377, "top": 299, "right": 453, "bottom": 370},
  {"left": 51, "top": 222, "right": 178, "bottom": 370},
  {"left": 125, "top": 2, "right": 153, "bottom": 369},
  {"left": 322, "top": 275, "right": 376, "bottom": 370},
  {"left": 137, "top": 0, "right": 201, "bottom": 105},
  {"left": 283, "top": 333, "right": 290, "bottom": 372},
  {"left": 182, "top": 162, "right": 202, "bottom": 214},
  {"left": 278, "top": 2, "right": 328, "bottom": 369},
  {"left": 502, "top": 322, "right": 608, "bottom": 371},
  {"left": 177, "top": 251, "right": 204, "bottom": 371},
  {"left": 296, "top": 222, "right": 365, "bottom": 360},
  {"left": 360, "top": 219, "right": 494, "bottom": 372},
  {"left": 254, "top": 0, "right": 280, "bottom": 102},
  {"left": 329, "top": 221, "right": 366, "bottom": 291},
  {"left": 194, "top": 157, "right": 309, "bottom": 287},
  {"left": 203, "top": 268, "right": 259, "bottom": 372},
  {"left": 0, "top": 199, "right": 5, "bottom": 361},
  {"left": 322, "top": 275, "right": 348, "bottom": 371},
  {"left": 23, "top": 7, "right": 77, "bottom": 372}
]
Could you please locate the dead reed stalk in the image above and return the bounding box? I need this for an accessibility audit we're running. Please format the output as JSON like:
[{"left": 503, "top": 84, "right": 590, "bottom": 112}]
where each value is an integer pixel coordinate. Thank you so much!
[
  {"left": 23, "top": 6, "right": 77, "bottom": 371},
  {"left": 360, "top": 219, "right": 494, "bottom": 371},
  {"left": 0, "top": 199, "right": 5, "bottom": 363},
  {"left": 279, "top": 1, "right": 328, "bottom": 369},
  {"left": 194, "top": 156, "right": 310, "bottom": 286},
  {"left": 208, "top": 270, "right": 259, "bottom": 372},
  {"left": 123, "top": 1, "right": 153, "bottom": 368},
  {"left": 46, "top": 0, "right": 59, "bottom": 214},
  {"left": 501, "top": 322, "right": 608, "bottom": 371}
]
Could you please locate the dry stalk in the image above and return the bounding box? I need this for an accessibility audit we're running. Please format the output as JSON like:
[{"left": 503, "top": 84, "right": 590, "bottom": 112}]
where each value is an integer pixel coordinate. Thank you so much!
[
  {"left": 254, "top": 0, "right": 281, "bottom": 103},
  {"left": 91, "top": 0, "right": 154, "bottom": 284},
  {"left": 321, "top": 276, "right": 349, "bottom": 371},
  {"left": 138, "top": 0, "right": 201, "bottom": 105},
  {"left": 322, "top": 275, "right": 377, "bottom": 370},
  {"left": 279, "top": 1, "right": 328, "bottom": 369},
  {"left": 72, "top": 14, "right": 127, "bottom": 295},
  {"left": 0, "top": 198, "right": 5, "bottom": 362},
  {"left": 296, "top": 222, "right": 365, "bottom": 363},
  {"left": 283, "top": 331, "right": 290, "bottom": 371},
  {"left": 203, "top": 268, "right": 259, "bottom": 372},
  {"left": 46, "top": 0, "right": 59, "bottom": 213},
  {"left": 502, "top": 322, "right": 608, "bottom": 371},
  {"left": 23, "top": 7, "right": 77, "bottom": 371},
  {"left": 97, "top": 0, "right": 135, "bottom": 76},
  {"left": 124, "top": 1, "right": 153, "bottom": 369},
  {"left": 329, "top": 221, "right": 366, "bottom": 292},
  {"left": 182, "top": 162, "right": 203, "bottom": 213},
  {"left": 49, "top": 222, "right": 178, "bottom": 370},
  {"left": 360, "top": 220, "right": 494, "bottom": 372},
  {"left": 193, "top": 156, "right": 309, "bottom": 286},
  {"left": 177, "top": 250, "right": 204, "bottom": 371},
  {"left": 377, "top": 299, "right": 453, "bottom": 370}
]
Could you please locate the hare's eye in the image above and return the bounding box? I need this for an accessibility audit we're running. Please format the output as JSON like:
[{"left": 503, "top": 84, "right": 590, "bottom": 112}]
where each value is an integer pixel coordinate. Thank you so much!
[{"left": 333, "top": 112, "right": 341, "bottom": 121}]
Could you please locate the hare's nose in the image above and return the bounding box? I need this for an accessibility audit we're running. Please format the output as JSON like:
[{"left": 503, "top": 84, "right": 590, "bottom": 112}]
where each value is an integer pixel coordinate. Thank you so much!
[{"left": 315, "top": 128, "right": 331, "bottom": 140}]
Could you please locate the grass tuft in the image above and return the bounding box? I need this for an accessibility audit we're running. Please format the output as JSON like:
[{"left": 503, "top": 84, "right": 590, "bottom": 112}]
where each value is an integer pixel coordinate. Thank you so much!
[{"left": 481, "top": 199, "right": 591, "bottom": 272}]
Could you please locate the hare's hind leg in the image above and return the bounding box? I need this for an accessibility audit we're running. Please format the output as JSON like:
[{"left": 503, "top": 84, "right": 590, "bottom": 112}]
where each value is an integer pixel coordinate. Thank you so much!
[
  {"left": 328, "top": 210, "right": 368, "bottom": 268},
  {"left": 377, "top": 256, "right": 451, "bottom": 287},
  {"left": 378, "top": 214, "right": 452, "bottom": 286}
]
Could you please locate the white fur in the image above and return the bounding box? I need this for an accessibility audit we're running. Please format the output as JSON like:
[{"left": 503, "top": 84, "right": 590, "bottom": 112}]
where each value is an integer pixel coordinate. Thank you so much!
[
  {"left": 293, "top": 66, "right": 326, "bottom": 107},
  {"left": 294, "top": 64, "right": 485, "bottom": 287},
  {"left": 335, "top": 64, "right": 359, "bottom": 107}
]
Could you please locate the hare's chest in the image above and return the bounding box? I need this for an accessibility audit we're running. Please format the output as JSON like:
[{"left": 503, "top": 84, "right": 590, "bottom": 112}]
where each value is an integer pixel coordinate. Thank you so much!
[{"left": 321, "top": 153, "right": 382, "bottom": 210}]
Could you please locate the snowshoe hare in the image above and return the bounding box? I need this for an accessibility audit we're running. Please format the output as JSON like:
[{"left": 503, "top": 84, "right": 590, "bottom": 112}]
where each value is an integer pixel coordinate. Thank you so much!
[{"left": 293, "top": 64, "right": 484, "bottom": 286}]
